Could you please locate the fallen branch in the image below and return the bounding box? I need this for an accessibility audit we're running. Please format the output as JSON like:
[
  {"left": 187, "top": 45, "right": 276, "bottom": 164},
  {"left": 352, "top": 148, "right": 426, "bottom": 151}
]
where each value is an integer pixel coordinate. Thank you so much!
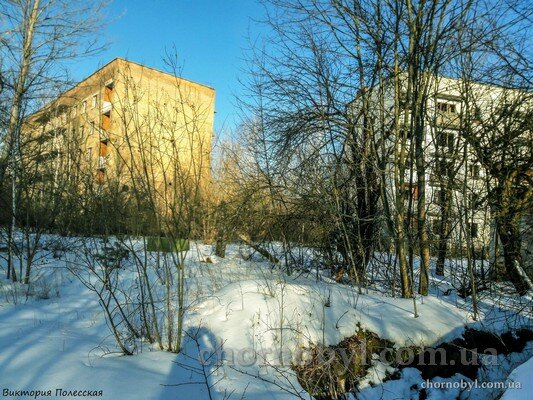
[{"left": 237, "top": 233, "right": 279, "bottom": 264}]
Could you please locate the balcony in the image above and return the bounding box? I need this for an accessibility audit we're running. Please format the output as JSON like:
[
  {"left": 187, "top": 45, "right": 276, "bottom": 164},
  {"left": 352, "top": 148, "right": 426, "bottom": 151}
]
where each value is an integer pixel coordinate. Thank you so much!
[
  {"left": 436, "top": 112, "right": 461, "bottom": 129},
  {"left": 97, "top": 155, "right": 107, "bottom": 170},
  {"left": 101, "top": 101, "right": 112, "bottom": 115},
  {"left": 98, "top": 129, "right": 109, "bottom": 142}
]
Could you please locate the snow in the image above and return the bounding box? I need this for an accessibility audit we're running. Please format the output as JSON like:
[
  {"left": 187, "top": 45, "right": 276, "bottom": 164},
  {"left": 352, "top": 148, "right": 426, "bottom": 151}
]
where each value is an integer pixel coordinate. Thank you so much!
[
  {"left": 500, "top": 356, "right": 533, "bottom": 400},
  {"left": 0, "top": 272, "right": 204, "bottom": 399},
  {"left": 0, "top": 239, "right": 531, "bottom": 399},
  {"left": 353, "top": 343, "right": 533, "bottom": 400},
  {"left": 351, "top": 368, "right": 424, "bottom": 400}
]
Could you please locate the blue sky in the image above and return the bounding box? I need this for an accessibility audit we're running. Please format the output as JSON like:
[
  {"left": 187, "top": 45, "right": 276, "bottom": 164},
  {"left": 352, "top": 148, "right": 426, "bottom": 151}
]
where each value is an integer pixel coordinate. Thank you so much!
[{"left": 73, "top": 0, "right": 267, "bottom": 133}]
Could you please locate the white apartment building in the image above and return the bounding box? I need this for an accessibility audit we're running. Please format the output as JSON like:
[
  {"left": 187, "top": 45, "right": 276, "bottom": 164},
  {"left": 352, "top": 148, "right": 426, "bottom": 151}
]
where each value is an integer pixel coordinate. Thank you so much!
[{"left": 361, "top": 74, "right": 509, "bottom": 254}]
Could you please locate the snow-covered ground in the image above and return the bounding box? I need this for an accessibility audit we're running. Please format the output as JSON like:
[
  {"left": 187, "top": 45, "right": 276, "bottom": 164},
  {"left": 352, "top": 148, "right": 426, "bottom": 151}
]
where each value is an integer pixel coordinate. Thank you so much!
[
  {"left": 0, "top": 238, "right": 531, "bottom": 399},
  {"left": 500, "top": 356, "right": 533, "bottom": 400}
]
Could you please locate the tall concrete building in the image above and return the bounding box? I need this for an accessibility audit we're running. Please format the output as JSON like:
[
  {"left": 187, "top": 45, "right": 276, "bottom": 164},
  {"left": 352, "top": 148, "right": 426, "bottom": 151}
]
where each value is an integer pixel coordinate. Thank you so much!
[
  {"left": 358, "top": 74, "right": 530, "bottom": 257},
  {"left": 25, "top": 58, "right": 215, "bottom": 217}
]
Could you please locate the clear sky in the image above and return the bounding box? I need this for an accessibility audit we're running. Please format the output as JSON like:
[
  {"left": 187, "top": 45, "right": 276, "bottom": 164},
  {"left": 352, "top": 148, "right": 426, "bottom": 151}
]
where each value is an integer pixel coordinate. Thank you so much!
[{"left": 73, "top": 0, "right": 267, "bottom": 134}]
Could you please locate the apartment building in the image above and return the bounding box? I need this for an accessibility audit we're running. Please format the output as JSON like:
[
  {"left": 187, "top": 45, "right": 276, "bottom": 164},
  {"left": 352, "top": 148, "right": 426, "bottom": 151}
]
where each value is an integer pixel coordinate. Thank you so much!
[
  {"left": 25, "top": 58, "right": 215, "bottom": 211},
  {"left": 417, "top": 76, "right": 488, "bottom": 250},
  {"left": 361, "top": 74, "right": 521, "bottom": 253}
]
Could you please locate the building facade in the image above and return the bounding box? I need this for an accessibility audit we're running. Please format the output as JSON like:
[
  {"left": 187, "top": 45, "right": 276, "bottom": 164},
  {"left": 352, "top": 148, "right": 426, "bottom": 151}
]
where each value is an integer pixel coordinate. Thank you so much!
[
  {"left": 25, "top": 58, "right": 215, "bottom": 229},
  {"left": 364, "top": 74, "right": 524, "bottom": 255}
]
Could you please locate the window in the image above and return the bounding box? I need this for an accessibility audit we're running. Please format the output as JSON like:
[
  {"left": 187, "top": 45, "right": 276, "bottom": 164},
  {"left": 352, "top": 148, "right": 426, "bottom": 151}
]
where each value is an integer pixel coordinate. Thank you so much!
[
  {"left": 436, "top": 161, "right": 452, "bottom": 177},
  {"left": 104, "top": 81, "right": 114, "bottom": 102},
  {"left": 99, "top": 141, "right": 108, "bottom": 157},
  {"left": 469, "top": 193, "right": 479, "bottom": 208},
  {"left": 437, "top": 102, "right": 457, "bottom": 113},
  {"left": 82, "top": 100, "right": 87, "bottom": 113},
  {"left": 448, "top": 133, "right": 455, "bottom": 152},
  {"left": 401, "top": 183, "right": 419, "bottom": 201},
  {"left": 90, "top": 121, "right": 95, "bottom": 135},
  {"left": 470, "top": 163, "right": 480, "bottom": 179},
  {"left": 437, "top": 132, "right": 455, "bottom": 153},
  {"left": 85, "top": 147, "right": 92, "bottom": 162},
  {"left": 430, "top": 162, "right": 452, "bottom": 185},
  {"left": 102, "top": 114, "right": 111, "bottom": 131},
  {"left": 436, "top": 189, "right": 446, "bottom": 206},
  {"left": 92, "top": 94, "right": 98, "bottom": 108},
  {"left": 98, "top": 156, "right": 107, "bottom": 170},
  {"left": 436, "top": 101, "right": 460, "bottom": 129},
  {"left": 468, "top": 222, "right": 478, "bottom": 238}
]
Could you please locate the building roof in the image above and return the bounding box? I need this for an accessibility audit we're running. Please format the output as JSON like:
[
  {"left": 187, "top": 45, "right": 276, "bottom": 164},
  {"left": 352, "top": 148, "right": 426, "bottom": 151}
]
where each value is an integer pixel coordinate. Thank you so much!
[
  {"left": 93, "top": 57, "right": 215, "bottom": 92},
  {"left": 27, "top": 57, "right": 215, "bottom": 120}
]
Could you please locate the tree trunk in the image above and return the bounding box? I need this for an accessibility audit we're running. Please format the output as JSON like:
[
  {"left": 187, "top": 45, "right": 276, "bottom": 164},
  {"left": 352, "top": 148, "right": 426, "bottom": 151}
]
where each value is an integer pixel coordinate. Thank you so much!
[
  {"left": 416, "top": 124, "right": 430, "bottom": 295},
  {"left": 497, "top": 216, "right": 529, "bottom": 295},
  {"left": 4, "top": 0, "right": 40, "bottom": 284},
  {"left": 0, "top": 0, "right": 41, "bottom": 186},
  {"left": 491, "top": 221, "right": 506, "bottom": 280},
  {"left": 215, "top": 238, "right": 226, "bottom": 258},
  {"left": 435, "top": 185, "right": 451, "bottom": 276},
  {"left": 6, "top": 223, "right": 17, "bottom": 282},
  {"left": 396, "top": 225, "right": 413, "bottom": 299},
  {"left": 238, "top": 232, "right": 279, "bottom": 264}
]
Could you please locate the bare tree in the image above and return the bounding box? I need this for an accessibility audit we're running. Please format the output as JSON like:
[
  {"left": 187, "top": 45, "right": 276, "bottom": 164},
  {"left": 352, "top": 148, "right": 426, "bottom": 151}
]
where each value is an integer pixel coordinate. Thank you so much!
[
  {"left": 243, "top": 0, "right": 480, "bottom": 300},
  {"left": 0, "top": 0, "right": 106, "bottom": 183},
  {"left": 89, "top": 55, "right": 213, "bottom": 353},
  {"left": 244, "top": 0, "right": 532, "bottom": 301},
  {"left": 460, "top": 83, "right": 532, "bottom": 294},
  {"left": 0, "top": 0, "right": 106, "bottom": 281},
  {"left": 449, "top": 0, "right": 533, "bottom": 294}
]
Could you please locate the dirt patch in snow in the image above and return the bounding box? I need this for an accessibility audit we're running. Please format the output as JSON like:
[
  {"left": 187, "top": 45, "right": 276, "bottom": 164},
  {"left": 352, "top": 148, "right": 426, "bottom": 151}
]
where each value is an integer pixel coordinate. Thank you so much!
[
  {"left": 293, "top": 327, "right": 533, "bottom": 400},
  {"left": 398, "top": 327, "right": 533, "bottom": 380},
  {"left": 293, "top": 327, "right": 394, "bottom": 400}
]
